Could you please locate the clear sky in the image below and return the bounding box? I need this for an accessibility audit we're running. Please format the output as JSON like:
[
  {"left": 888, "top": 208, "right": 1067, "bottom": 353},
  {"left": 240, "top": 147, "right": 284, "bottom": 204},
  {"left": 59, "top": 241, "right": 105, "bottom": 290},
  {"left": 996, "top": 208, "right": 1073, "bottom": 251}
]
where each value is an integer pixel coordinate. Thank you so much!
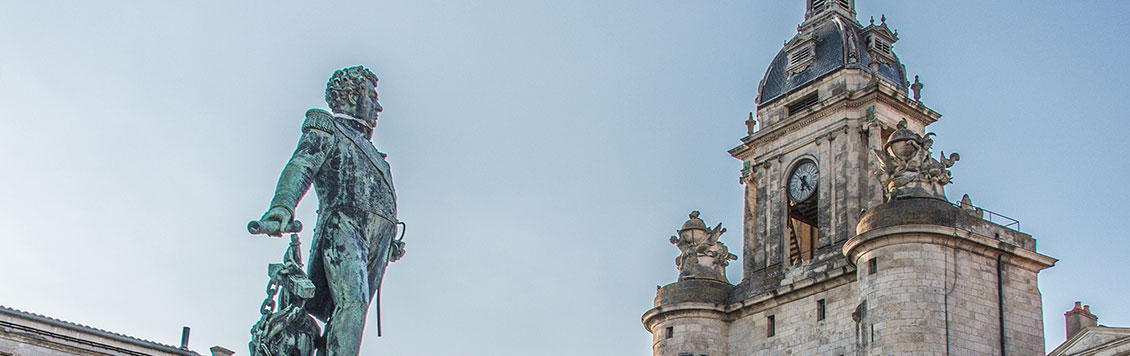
[{"left": 1, "top": 1, "right": 1127, "bottom": 355}]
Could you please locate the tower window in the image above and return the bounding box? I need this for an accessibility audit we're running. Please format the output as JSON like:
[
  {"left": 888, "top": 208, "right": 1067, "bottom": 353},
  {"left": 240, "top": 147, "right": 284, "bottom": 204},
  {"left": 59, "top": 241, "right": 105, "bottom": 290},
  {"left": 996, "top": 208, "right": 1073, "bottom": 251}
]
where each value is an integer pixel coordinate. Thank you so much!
[
  {"left": 817, "top": 299, "right": 827, "bottom": 321},
  {"left": 836, "top": 0, "right": 850, "bottom": 10},
  {"left": 787, "top": 159, "right": 820, "bottom": 265},
  {"left": 767, "top": 315, "right": 776, "bottom": 337},
  {"left": 786, "top": 45, "right": 816, "bottom": 76},
  {"left": 786, "top": 93, "right": 819, "bottom": 116},
  {"left": 868, "top": 257, "right": 878, "bottom": 275},
  {"left": 666, "top": 326, "right": 674, "bottom": 339}
]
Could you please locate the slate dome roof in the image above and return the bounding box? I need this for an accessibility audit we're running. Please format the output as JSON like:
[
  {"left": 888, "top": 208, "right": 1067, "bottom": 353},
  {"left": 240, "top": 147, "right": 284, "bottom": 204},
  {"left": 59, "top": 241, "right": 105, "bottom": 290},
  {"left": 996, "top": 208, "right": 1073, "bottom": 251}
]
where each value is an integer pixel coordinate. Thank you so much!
[{"left": 757, "top": 16, "right": 909, "bottom": 107}]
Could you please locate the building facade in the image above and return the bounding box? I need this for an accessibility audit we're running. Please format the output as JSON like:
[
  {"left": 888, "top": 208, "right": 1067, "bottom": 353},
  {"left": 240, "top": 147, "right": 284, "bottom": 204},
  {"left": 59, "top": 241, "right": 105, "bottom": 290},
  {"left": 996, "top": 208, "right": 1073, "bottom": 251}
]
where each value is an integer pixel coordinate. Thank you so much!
[
  {"left": 1049, "top": 302, "right": 1130, "bottom": 356},
  {"left": 0, "top": 305, "right": 231, "bottom": 356},
  {"left": 642, "top": 1, "right": 1058, "bottom": 355}
]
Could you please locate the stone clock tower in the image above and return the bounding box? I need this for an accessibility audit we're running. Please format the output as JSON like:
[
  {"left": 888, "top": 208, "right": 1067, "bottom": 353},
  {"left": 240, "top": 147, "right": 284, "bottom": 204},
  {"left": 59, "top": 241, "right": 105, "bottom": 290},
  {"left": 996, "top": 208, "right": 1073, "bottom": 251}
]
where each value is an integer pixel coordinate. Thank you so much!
[
  {"left": 731, "top": 0, "right": 924, "bottom": 303},
  {"left": 643, "top": 1, "right": 1058, "bottom": 355}
]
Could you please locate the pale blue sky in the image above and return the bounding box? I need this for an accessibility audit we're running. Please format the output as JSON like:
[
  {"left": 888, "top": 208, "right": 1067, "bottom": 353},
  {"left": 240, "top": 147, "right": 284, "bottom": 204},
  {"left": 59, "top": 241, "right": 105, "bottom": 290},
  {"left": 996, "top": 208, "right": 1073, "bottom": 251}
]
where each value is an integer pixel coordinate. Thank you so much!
[{"left": 1, "top": 1, "right": 1127, "bottom": 354}]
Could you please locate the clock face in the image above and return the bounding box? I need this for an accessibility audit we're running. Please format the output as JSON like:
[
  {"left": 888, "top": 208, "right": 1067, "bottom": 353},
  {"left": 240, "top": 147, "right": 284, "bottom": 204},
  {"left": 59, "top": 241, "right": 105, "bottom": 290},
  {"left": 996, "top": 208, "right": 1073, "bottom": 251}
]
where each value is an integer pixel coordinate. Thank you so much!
[{"left": 788, "top": 161, "right": 819, "bottom": 202}]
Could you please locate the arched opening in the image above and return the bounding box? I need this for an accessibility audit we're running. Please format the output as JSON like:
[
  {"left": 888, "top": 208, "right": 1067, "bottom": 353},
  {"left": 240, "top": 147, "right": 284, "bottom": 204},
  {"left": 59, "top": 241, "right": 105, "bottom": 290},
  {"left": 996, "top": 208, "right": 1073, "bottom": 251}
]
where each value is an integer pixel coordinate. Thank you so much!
[{"left": 787, "top": 159, "right": 820, "bottom": 265}]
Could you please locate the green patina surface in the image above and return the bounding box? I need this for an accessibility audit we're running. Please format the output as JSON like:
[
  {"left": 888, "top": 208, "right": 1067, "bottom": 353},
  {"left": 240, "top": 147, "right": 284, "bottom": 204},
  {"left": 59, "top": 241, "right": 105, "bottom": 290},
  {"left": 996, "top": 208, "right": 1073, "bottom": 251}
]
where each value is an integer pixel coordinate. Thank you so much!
[{"left": 249, "top": 66, "right": 405, "bottom": 356}]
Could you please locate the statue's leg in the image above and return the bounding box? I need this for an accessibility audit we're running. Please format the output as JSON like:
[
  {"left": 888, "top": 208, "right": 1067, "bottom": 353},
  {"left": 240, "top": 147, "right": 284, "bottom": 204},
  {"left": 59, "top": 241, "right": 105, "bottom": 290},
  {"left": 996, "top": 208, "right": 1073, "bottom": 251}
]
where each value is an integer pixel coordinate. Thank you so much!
[{"left": 316, "top": 211, "right": 371, "bottom": 356}]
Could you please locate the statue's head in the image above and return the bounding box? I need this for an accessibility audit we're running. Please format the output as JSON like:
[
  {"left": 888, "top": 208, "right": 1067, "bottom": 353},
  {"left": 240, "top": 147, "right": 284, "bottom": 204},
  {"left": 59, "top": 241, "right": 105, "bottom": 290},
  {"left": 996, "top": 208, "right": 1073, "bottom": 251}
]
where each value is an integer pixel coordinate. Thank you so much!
[{"left": 325, "top": 66, "right": 382, "bottom": 127}]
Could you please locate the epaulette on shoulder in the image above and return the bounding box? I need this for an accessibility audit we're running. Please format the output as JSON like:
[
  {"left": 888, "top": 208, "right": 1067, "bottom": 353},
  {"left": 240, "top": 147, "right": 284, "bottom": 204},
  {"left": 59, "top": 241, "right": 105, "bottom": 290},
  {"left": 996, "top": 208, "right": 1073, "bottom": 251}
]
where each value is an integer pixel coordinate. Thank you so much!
[{"left": 302, "top": 109, "right": 337, "bottom": 133}]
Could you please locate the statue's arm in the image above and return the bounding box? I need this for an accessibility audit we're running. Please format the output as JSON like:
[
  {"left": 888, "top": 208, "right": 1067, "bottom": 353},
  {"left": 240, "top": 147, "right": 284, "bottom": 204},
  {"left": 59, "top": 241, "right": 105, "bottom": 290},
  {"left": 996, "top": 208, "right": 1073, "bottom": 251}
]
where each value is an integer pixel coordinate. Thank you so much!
[{"left": 267, "top": 127, "right": 336, "bottom": 217}]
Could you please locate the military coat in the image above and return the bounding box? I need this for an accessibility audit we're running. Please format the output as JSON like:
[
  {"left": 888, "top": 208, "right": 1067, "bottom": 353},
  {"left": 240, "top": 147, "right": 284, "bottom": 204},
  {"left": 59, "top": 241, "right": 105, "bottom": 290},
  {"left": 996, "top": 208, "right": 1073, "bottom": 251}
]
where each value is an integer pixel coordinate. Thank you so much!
[{"left": 269, "top": 108, "right": 397, "bottom": 321}]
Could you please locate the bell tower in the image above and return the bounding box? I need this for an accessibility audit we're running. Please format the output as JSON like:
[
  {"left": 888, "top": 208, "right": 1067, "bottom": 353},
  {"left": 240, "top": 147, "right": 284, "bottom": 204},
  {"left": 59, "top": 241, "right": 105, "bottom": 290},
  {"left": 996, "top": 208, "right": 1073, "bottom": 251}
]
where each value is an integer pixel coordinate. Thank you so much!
[
  {"left": 729, "top": 0, "right": 931, "bottom": 300},
  {"left": 645, "top": 2, "right": 1058, "bottom": 355}
]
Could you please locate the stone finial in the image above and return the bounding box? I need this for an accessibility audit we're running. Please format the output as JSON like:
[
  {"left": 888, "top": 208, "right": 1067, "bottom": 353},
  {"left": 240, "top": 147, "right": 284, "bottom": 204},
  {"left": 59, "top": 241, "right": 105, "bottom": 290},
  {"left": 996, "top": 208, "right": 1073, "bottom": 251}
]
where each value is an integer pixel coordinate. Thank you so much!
[
  {"left": 669, "top": 211, "right": 736, "bottom": 282},
  {"left": 1065, "top": 301, "right": 1099, "bottom": 340},
  {"left": 911, "top": 75, "right": 924, "bottom": 101},
  {"left": 745, "top": 112, "right": 758, "bottom": 135},
  {"left": 873, "top": 119, "right": 960, "bottom": 201},
  {"left": 958, "top": 194, "right": 984, "bottom": 217}
]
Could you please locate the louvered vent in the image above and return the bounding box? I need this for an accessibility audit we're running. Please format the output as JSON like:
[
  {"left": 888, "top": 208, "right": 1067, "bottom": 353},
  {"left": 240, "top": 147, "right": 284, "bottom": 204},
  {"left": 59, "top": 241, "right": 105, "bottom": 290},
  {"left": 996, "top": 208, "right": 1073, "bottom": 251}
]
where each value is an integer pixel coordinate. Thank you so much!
[
  {"left": 875, "top": 40, "right": 891, "bottom": 54},
  {"left": 787, "top": 93, "right": 820, "bottom": 116},
  {"left": 811, "top": 0, "right": 826, "bottom": 11},
  {"left": 790, "top": 48, "right": 812, "bottom": 65}
]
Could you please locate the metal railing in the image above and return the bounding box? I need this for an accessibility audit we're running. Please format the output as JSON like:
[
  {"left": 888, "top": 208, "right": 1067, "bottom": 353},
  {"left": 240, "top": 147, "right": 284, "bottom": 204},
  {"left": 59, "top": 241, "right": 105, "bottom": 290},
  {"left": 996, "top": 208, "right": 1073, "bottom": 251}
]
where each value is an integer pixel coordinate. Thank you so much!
[{"left": 951, "top": 200, "right": 1021, "bottom": 232}]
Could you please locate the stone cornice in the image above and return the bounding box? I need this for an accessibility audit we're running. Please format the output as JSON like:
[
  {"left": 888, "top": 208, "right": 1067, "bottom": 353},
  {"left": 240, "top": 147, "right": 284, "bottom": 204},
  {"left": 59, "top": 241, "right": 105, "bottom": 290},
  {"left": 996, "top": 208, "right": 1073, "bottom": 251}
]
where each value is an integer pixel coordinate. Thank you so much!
[
  {"left": 843, "top": 224, "right": 1057, "bottom": 272},
  {"left": 641, "top": 302, "right": 730, "bottom": 333},
  {"left": 642, "top": 267, "right": 859, "bottom": 330},
  {"left": 725, "top": 270, "right": 855, "bottom": 320},
  {"left": 732, "top": 71, "right": 941, "bottom": 160}
]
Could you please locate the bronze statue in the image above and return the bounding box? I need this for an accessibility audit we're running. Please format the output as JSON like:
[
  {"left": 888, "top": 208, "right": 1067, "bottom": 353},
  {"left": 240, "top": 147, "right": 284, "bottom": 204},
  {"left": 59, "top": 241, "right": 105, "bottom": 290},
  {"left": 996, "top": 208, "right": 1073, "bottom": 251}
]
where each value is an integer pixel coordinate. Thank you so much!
[{"left": 250, "top": 66, "right": 405, "bottom": 356}]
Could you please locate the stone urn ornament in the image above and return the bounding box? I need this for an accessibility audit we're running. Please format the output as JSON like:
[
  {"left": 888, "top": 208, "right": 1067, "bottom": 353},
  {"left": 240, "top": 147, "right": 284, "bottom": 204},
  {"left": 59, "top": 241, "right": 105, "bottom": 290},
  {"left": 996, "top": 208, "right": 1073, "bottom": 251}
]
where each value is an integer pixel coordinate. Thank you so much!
[
  {"left": 669, "top": 211, "right": 736, "bottom": 282},
  {"left": 873, "top": 119, "right": 960, "bottom": 201}
]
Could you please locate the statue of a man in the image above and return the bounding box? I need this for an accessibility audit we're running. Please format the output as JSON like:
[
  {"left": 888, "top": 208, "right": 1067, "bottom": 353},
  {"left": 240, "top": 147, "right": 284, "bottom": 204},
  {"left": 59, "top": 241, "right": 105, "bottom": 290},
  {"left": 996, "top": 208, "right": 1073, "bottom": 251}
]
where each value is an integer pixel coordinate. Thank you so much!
[{"left": 258, "top": 66, "right": 402, "bottom": 355}]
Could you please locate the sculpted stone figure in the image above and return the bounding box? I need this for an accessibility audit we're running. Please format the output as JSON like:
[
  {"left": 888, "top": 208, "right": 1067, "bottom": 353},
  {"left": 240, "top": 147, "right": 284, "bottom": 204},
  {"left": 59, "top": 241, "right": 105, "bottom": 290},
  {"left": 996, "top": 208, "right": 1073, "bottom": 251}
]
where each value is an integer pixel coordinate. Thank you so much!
[
  {"left": 873, "top": 119, "right": 960, "bottom": 201},
  {"left": 669, "top": 211, "right": 736, "bottom": 282},
  {"left": 251, "top": 66, "right": 405, "bottom": 356}
]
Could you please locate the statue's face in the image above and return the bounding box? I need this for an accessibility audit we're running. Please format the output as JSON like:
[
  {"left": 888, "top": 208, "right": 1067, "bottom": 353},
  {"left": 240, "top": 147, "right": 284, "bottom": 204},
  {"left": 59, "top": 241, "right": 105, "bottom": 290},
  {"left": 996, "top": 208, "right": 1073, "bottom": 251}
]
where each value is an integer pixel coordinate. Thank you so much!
[{"left": 354, "top": 78, "right": 383, "bottom": 126}]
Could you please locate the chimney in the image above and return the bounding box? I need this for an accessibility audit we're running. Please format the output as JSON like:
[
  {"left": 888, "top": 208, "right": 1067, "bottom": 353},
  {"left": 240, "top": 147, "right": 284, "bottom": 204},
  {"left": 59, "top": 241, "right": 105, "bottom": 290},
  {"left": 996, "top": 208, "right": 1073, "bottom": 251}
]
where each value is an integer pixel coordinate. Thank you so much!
[
  {"left": 210, "top": 346, "right": 235, "bottom": 356},
  {"left": 178, "top": 327, "right": 189, "bottom": 350},
  {"left": 1065, "top": 301, "right": 1098, "bottom": 340}
]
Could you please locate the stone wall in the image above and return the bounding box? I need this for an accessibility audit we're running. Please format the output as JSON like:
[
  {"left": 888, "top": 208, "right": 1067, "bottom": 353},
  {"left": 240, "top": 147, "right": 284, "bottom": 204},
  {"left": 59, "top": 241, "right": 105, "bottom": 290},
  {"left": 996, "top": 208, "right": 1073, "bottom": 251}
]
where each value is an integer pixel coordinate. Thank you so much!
[
  {"left": 650, "top": 309, "right": 730, "bottom": 356},
  {"left": 727, "top": 277, "right": 859, "bottom": 356},
  {"left": 845, "top": 224, "right": 1054, "bottom": 356}
]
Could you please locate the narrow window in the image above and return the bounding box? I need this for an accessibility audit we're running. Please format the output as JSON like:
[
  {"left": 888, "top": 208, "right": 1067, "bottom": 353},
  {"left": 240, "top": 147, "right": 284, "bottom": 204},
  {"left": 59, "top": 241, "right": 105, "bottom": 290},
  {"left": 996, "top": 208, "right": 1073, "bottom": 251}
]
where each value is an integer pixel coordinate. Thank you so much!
[
  {"left": 817, "top": 299, "right": 827, "bottom": 321},
  {"left": 666, "top": 326, "right": 674, "bottom": 339},
  {"left": 868, "top": 257, "right": 878, "bottom": 275},
  {"left": 767, "top": 315, "right": 776, "bottom": 337}
]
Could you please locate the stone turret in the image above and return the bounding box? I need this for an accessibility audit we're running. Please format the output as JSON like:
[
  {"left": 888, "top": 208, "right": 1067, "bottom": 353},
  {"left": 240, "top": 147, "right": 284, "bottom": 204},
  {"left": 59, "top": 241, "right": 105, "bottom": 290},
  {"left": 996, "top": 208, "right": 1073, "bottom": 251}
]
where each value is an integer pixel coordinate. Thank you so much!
[
  {"left": 844, "top": 129, "right": 1057, "bottom": 355},
  {"left": 644, "top": 211, "right": 735, "bottom": 356}
]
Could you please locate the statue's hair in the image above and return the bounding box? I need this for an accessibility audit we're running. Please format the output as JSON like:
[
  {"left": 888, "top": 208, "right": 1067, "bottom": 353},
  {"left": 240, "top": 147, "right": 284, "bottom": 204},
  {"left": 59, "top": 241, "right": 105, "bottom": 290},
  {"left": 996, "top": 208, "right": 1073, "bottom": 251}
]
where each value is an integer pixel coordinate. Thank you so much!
[{"left": 325, "top": 66, "right": 379, "bottom": 113}]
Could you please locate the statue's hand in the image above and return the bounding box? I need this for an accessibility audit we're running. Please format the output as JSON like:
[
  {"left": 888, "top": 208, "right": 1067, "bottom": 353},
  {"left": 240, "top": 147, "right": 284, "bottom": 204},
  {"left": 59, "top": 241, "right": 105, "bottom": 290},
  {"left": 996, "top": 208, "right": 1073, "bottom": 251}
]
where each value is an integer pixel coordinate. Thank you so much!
[
  {"left": 389, "top": 239, "right": 406, "bottom": 262},
  {"left": 260, "top": 207, "right": 293, "bottom": 237}
]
